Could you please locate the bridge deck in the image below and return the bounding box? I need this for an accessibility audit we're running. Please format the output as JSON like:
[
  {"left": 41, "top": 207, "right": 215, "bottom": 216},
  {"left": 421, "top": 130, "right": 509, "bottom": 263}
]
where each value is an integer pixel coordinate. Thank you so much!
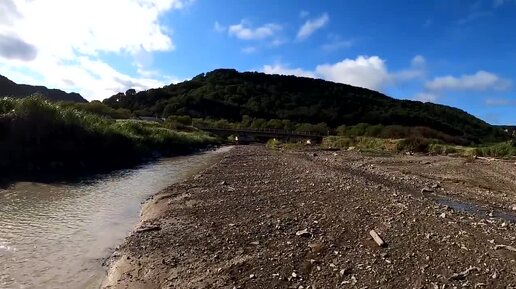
[{"left": 196, "top": 126, "right": 325, "bottom": 139}]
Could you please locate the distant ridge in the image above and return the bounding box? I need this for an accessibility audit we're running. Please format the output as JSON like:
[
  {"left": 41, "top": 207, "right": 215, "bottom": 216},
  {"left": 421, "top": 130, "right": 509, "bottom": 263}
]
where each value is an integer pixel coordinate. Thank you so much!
[
  {"left": 0, "top": 75, "right": 87, "bottom": 103},
  {"left": 104, "top": 68, "right": 507, "bottom": 143}
]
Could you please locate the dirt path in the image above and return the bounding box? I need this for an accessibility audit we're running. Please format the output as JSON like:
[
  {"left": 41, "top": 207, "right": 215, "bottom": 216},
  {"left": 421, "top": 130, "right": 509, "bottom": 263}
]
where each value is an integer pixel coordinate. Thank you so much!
[{"left": 102, "top": 145, "right": 516, "bottom": 289}]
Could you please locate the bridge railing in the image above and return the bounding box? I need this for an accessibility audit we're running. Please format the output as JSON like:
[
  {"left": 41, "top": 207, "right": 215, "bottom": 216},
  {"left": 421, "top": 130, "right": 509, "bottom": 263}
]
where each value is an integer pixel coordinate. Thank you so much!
[{"left": 194, "top": 126, "right": 326, "bottom": 137}]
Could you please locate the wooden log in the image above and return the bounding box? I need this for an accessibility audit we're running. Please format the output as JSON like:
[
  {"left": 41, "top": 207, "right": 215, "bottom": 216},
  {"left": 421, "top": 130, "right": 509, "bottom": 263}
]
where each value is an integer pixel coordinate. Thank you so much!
[{"left": 369, "top": 230, "right": 386, "bottom": 247}]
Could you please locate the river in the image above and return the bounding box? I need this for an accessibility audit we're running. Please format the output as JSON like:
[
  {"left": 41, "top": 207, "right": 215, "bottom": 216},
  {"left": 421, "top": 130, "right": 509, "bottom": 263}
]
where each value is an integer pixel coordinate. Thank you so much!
[{"left": 0, "top": 147, "right": 230, "bottom": 289}]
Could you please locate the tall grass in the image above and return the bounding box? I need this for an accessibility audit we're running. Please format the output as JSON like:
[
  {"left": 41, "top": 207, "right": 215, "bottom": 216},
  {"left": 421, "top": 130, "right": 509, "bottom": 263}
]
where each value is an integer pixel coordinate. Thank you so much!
[
  {"left": 322, "top": 136, "right": 400, "bottom": 152},
  {"left": 0, "top": 97, "right": 218, "bottom": 175},
  {"left": 323, "top": 135, "right": 516, "bottom": 158},
  {"left": 474, "top": 141, "right": 516, "bottom": 158}
]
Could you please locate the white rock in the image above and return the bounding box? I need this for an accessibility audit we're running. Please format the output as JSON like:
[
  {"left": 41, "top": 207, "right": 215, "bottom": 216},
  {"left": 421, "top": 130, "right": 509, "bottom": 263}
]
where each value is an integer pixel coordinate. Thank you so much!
[{"left": 295, "top": 229, "right": 311, "bottom": 237}]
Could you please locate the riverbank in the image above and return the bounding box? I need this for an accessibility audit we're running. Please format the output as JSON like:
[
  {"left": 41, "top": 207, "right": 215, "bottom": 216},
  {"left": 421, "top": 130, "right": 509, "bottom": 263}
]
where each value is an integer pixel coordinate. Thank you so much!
[
  {"left": 102, "top": 145, "right": 516, "bottom": 288},
  {"left": 0, "top": 97, "right": 220, "bottom": 179}
]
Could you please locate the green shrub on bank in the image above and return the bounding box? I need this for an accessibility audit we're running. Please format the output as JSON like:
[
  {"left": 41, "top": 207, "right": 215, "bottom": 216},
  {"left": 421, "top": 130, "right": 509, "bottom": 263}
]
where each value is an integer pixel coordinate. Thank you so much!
[
  {"left": 322, "top": 136, "right": 399, "bottom": 152},
  {"left": 266, "top": 138, "right": 281, "bottom": 150},
  {"left": 336, "top": 124, "right": 467, "bottom": 145},
  {"left": 0, "top": 97, "right": 218, "bottom": 175},
  {"left": 474, "top": 141, "right": 516, "bottom": 158},
  {"left": 395, "top": 137, "right": 437, "bottom": 153},
  {"left": 323, "top": 135, "right": 516, "bottom": 158},
  {"left": 59, "top": 100, "right": 132, "bottom": 119}
]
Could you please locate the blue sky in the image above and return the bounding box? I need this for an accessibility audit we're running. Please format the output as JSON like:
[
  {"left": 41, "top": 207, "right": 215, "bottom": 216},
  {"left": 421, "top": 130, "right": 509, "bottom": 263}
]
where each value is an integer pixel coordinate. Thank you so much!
[{"left": 0, "top": 0, "right": 515, "bottom": 124}]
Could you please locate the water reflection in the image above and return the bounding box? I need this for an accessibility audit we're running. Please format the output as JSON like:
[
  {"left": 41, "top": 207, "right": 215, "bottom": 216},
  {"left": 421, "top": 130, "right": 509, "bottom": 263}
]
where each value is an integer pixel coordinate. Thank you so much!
[{"left": 0, "top": 147, "right": 229, "bottom": 289}]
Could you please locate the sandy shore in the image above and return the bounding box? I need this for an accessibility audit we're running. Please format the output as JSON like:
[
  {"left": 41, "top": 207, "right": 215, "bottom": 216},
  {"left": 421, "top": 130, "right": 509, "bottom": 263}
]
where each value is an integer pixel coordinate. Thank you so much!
[{"left": 102, "top": 145, "right": 516, "bottom": 288}]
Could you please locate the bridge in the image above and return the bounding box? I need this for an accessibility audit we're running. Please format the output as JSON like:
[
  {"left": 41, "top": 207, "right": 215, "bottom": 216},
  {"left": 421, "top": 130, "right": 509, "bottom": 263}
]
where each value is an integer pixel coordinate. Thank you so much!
[{"left": 195, "top": 126, "right": 326, "bottom": 143}]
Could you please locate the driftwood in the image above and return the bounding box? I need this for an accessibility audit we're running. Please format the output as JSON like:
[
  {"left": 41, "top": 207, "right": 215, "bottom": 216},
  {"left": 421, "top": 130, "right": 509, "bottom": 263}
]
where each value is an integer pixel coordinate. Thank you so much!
[
  {"left": 449, "top": 266, "right": 480, "bottom": 281},
  {"left": 494, "top": 244, "right": 516, "bottom": 252},
  {"left": 369, "top": 230, "right": 386, "bottom": 247}
]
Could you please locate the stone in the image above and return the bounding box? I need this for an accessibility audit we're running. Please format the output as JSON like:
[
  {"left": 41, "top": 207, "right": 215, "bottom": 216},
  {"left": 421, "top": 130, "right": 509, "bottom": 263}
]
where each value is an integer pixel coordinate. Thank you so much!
[{"left": 296, "top": 229, "right": 311, "bottom": 237}]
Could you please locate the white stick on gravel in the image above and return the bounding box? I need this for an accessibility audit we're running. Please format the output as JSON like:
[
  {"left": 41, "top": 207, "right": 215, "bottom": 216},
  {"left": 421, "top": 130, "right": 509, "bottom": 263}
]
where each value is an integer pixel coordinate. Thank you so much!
[{"left": 369, "top": 229, "right": 386, "bottom": 247}]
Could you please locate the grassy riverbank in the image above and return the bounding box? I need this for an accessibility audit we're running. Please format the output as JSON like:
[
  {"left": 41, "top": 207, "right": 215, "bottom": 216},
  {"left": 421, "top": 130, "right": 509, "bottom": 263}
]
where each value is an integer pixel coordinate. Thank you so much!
[
  {"left": 0, "top": 97, "right": 219, "bottom": 175},
  {"left": 321, "top": 136, "right": 516, "bottom": 158}
]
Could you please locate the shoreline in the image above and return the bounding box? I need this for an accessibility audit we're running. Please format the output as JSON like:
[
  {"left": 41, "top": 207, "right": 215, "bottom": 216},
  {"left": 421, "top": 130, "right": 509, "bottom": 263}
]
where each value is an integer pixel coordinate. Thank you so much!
[
  {"left": 101, "top": 145, "right": 516, "bottom": 288},
  {"left": 0, "top": 144, "right": 222, "bottom": 188},
  {"left": 101, "top": 146, "right": 233, "bottom": 289}
]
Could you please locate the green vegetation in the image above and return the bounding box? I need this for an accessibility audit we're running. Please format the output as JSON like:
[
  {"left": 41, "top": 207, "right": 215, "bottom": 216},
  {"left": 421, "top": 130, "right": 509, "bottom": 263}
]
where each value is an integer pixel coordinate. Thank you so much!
[
  {"left": 0, "top": 97, "right": 218, "bottom": 175},
  {"left": 322, "top": 136, "right": 401, "bottom": 152},
  {"left": 323, "top": 135, "right": 516, "bottom": 158},
  {"left": 265, "top": 138, "right": 281, "bottom": 150},
  {"left": 190, "top": 116, "right": 328, "bottom": 135},
  {"left": 104, "top": 69, "right": 508, "bottom": 144},
  {"left": 336, "top": 123, "right": 465, "bottom": 145},
  {"left": 427, "top": 143, "right": 476, "bottom": 157},
  {"left": 59, "top": 101, "right": 133, "bottom": 119},
  {"left": 472, "top": 141, "right": 516, "bottom": 158}
]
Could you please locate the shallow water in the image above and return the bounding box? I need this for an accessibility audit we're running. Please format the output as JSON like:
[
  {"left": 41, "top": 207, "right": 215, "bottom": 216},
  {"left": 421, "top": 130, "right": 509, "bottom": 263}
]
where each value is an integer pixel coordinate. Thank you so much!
[
  {"left": 0, "top": 147, "right": 230, "bottom": 289},
  {"left": 433, "top": 195, "right": 516, "bottom": 223}
]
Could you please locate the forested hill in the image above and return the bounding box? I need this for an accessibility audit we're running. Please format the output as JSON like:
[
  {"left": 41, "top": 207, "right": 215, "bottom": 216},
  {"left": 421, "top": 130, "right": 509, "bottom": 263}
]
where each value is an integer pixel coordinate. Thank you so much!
[
  {"left": 104, "top": 69, "right": 506, "bottom": 143},
  {"left": 0, "top": 75, "right": 87, "bottom": 103}
]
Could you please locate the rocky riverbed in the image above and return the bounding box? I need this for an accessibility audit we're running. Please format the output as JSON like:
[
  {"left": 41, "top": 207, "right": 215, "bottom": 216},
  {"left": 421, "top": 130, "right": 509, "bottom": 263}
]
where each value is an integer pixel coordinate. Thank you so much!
[{"left": 102, "top": 145, "right": 516, "bottom": 288}]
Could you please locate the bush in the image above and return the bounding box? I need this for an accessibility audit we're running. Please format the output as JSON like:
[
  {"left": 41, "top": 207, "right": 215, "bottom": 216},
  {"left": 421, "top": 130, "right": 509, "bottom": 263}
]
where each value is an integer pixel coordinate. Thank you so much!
[
  {"left": 59, "top": 100, "right": 133, "bottom": 119},
  {"left": 266, "top": 138, "right": 281, "bottom": 150},
  {"left": 322, "top": 136, "right": 399, "bottom": 152},
  {"left": 334, "top": 123, "right": 467, "bottom": 145},
  {"left": 0, "top": 97, "right": 218, "bottom": 175},
  {"left": 474, "top": 141, "right": 516, "bottom": 158},
  {"left": 322, "top": 136, "right": 354, "bottom": 149},
  {"left": 396, "top": 137, "right": 435, "bottom": 153}
]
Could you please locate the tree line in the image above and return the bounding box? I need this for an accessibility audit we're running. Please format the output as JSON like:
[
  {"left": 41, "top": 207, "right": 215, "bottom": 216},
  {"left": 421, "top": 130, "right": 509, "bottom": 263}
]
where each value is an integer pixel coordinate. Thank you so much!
[{"left": 103, "top": 69, "right": 509, "bottom": 144}]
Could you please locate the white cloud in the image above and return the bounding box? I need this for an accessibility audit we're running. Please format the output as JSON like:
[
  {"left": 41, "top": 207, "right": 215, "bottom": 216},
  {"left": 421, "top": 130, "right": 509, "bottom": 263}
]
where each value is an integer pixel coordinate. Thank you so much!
[
  {"left": 392, "top": 55, "right": 426, "bottom": 82},
  {"left": 0, "top": 0, "right": 190, "bottom": 100},
  {"left": 321, "top": 34, "right": 353, "bottom": 52},
  {"left": 297, "top": 13, "right": 329, "bottom": 40},
  {"left": 315, "top": 56, "right": 388, "bottom": 90},
  {"left": 0, "top": 0, "right": 20, "bottom": 25},
  {"left": 228, "top": 20, "right": 282, "bottom": 41},
  {"left": 241, "top": 46, "right": 258, "bottom": 54},
  {"left": 214, "top": 21, "right": 226, "bottom": 33},
  {"left": 262, "top": 64, "right": 316, "bottom": 78},
  {"left": 1, "top": 0, "right": 187, "bottom": 57},
  {"left": 1, "top": 56, "right": 179, "bottom": 100},
  {"left": 411, "top": 55, "right": 426, "bottom": 67},
  {"left": 262, "top": 55, "right": 423, "bottom": 91},
  {"left": 414, "top": 92, "right": 439, "bottom": 103},
  {"left": 425, "top": 71, "right": 511, "bottom": 91},
  {"left": 485, "top": 97, "right": 516, "bottom": 106},
  {"left": 299, "top": 10, "right": 309, "bottom": 18},
  {"left": 321, "top": 40, "right": 352, "bottom": 51},
  {"left": 414, "top": 69, "right": 511, "bottom": 103}
]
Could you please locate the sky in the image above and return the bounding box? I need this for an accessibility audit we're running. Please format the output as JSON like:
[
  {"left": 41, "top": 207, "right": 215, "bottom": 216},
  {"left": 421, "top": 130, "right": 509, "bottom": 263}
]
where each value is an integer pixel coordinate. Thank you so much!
[{"left": 0, "top": 0, "right": 515, "bottom": 124}]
